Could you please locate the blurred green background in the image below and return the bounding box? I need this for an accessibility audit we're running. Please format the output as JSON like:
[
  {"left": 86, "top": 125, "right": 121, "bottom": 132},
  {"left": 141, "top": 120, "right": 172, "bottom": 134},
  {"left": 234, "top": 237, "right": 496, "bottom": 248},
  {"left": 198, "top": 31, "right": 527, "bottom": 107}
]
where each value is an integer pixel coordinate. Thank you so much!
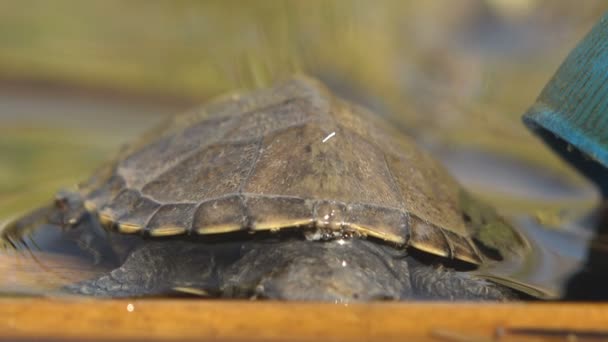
[{"left": 1, "top": 0, "right": 607, "bottom": 221}]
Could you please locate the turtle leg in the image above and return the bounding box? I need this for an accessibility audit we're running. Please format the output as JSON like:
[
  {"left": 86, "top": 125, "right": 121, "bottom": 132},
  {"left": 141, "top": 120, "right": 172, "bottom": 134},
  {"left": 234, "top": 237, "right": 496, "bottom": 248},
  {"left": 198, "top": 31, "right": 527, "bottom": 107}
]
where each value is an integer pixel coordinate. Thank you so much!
[
  {"left": 221, "top": 239, "right": 413, "bottom": 302},
  {"left": 64, "top": 241, "right": 220, "bottom": 297},
  {"left": 408, "top": 258, "right": 519, "bottom": 300}
]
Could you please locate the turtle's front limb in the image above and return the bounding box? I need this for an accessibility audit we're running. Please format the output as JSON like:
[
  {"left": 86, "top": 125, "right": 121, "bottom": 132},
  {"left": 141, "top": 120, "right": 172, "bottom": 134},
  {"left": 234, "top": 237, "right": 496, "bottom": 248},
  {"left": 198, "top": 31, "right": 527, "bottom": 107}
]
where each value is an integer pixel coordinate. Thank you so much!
[{"left": 64, "top": 241, "right": 219, "bottom": 297}]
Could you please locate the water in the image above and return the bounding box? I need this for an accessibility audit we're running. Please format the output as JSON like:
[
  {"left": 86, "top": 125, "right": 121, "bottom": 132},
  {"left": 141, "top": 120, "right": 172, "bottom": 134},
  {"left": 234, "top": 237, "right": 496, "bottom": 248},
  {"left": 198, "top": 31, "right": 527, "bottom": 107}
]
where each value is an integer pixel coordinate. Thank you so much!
[{"left": 1, "top": 1, "right": 607, "bottom": 300}]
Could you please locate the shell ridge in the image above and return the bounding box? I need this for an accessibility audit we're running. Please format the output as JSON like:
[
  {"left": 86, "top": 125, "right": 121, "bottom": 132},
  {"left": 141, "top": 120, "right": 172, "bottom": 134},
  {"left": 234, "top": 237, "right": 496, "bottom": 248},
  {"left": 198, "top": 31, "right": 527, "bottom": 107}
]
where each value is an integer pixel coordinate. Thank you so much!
[
  {"left": 218, "top": 96, "right": 316, "bottom": 143},
  {"left": 222, "top": 121, "right": 313, "bottom": 144}
]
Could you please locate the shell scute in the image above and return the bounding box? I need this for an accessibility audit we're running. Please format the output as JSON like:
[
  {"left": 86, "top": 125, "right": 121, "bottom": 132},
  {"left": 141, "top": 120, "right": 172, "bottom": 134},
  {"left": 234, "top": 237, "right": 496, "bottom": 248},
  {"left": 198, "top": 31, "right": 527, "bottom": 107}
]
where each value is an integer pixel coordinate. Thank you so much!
[
  {"left": 194, "top": 195, "right": 247, "bottom": 234},
  {"left": 147, "top": 204, "right": 196, "bottom": 236}
]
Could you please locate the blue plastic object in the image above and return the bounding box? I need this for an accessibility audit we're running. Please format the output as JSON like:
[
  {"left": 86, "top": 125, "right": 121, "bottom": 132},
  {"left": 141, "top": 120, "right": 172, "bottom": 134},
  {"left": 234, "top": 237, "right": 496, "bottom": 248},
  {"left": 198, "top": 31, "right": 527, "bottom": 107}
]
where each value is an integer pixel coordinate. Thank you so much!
[{"left": 524, "top": 13, "right": 608, "bottom": 195}]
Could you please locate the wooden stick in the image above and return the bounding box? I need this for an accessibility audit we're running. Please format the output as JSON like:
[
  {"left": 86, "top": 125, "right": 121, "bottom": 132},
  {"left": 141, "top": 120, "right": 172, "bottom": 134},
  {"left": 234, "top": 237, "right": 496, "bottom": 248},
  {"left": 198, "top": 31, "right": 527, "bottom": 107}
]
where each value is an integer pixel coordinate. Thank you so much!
[{"left": 1, "top": 299, "right": 607, "bottom": 342}]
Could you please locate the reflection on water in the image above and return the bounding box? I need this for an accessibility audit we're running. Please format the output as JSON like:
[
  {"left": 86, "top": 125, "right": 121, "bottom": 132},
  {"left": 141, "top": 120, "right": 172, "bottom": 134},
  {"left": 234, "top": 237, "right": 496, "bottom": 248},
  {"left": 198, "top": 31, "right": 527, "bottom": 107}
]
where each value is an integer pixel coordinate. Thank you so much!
[
  {"left": 0, "top": 206, "right": 116, "bottom": 295},
  {"left": 437, "top": 148, "right": 598, "bottom": 203},
  {"left": 0, "top": 249, "right": 107, "bottom": 296},
  {"left": 477, "top": 215, "right": 591, "bottom": 299}
]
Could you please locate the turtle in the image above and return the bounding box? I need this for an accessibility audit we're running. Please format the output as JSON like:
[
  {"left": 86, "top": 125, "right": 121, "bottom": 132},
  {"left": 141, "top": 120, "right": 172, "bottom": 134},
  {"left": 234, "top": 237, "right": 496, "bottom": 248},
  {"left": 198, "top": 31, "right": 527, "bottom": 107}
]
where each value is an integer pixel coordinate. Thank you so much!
[{"left": 2, "top": 76, "right": 538, "bottom": 301}]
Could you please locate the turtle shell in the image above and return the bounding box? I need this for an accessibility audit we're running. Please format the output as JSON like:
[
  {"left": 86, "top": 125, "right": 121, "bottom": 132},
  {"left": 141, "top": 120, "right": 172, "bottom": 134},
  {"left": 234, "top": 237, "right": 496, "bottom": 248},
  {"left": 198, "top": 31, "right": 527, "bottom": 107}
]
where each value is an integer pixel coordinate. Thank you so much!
[{"left": 80, "top": 76, "right": 506, "bottom": 265}]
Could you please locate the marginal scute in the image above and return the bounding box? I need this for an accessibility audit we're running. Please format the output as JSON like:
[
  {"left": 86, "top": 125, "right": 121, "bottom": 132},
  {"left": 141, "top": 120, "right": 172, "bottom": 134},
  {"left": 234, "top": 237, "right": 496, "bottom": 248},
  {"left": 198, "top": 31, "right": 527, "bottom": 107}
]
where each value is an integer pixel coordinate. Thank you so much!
[
  {"left": 194, "top": 195, "right": 247, "bottom": 234},
  {"left": 117, "top": 222, "right": 143, "bottom": 234},
  {"left": 441, "top": 230, "right": 482, "bottom": 265},
  {"left": 83, "top": 200, "right": 97, "bottom": 213},
  {"left": 115, "top": 197, "right": 160, "bottom": 234},
  {"left": 83, "top": 175, "right": 126, "bottom": 211},
  {"left": 245, "top": 196, "right": 313, "bottom": 231},
  {"left": 98, "top": 210, "right": 116, "bottom": 229},
  {"left": 97, "top": 189, "right": 141, "bottom": 229},
  {"left": 345, "top": 204, "right": 409, "bottom": 244},
  {"left": 147, "top": 204, "right": 196, "bottom": 236},
  {"left": 409, "top": 216, "right": 451, "bottom": 259},
  {"left": 149, "top": 226, "right": 187, "bottom": 237},
  {"left": 100, "top": 189, "right": 140, "bottom": 223}
]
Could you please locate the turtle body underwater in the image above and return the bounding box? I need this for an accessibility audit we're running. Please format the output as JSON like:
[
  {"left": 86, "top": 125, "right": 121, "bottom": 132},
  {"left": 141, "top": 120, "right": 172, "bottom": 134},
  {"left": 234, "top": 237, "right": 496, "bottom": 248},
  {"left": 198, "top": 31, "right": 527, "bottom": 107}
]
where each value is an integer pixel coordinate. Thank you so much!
[{"left": 2, "top": 76, "right": 535, "bottom": 301}]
